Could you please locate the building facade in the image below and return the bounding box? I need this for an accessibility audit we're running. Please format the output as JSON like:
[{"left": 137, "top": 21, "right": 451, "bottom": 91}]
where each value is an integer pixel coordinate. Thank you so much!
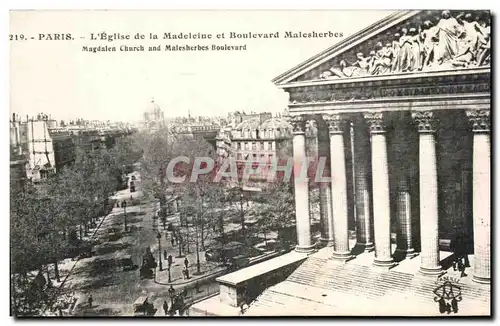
[
  {"left": 10, "top": 113, "right": 132, "bottom": 184},
  {"left": 215, "top": 112, "right": 295, "bottom": 185},
  {"left": 272, "top": 9, "right": 490, "bottom": 283}
]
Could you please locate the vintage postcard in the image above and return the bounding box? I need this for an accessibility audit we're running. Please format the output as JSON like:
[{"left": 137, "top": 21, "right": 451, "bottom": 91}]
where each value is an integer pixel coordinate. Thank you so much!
[{"left": 9, "top": 9, "right": 491, "bottom": 317}]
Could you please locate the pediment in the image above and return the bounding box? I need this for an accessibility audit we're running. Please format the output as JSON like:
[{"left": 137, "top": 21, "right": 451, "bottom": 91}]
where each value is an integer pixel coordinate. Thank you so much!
[{"left": 273, "top": 10, "right": 491, "bottom": 86}]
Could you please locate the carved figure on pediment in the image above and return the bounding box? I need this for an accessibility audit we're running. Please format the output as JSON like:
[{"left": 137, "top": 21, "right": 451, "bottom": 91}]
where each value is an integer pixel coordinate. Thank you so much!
[
  {"left": 435, "top": 11, "right": 465, "bottom": 64},
  {"left": 446, "top": 14, "right": 486, "bottom": 68},
  {"left": 476, "top": 31, "right": 490, "bottom": 66},
  {"left": 391, "top": 33, "right": 401, "bottom": 72},
  {"left": 458, "top": 13, "right": 485, "bottom": 55},
  {"left": 450, "top": 34, "right": 475, "bottom": 68},
  {"left": 370, "top": 43, "right": 392, "bottom": 75},
  {"left": 409, "top": 28, "right": 422, "bottom": 71},
  {"left": 398, "top": 28, "right": 413, "bottom": 72},
  {"left": 320, "top": 52, "right": 371, "bottom": 79},
  {"left": 420, "top": 20, "right": 439, "bottom": 68}
]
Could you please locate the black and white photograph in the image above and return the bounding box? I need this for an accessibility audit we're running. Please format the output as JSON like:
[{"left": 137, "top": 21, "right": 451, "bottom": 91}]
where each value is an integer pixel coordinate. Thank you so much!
[{"left": 9, "top": 9, "right": 491, "bottom": 317}]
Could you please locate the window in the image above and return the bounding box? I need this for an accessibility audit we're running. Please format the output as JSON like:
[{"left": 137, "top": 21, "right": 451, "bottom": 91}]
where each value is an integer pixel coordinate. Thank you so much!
[{"left": 260, "top": 142, "right": 265, "bottom": 150}]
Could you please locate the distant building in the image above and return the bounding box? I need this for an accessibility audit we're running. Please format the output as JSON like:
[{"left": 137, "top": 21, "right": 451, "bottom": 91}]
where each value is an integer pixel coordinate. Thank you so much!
[
  {"left": 9, "top": 113, "right": 132, "bottom": 185},
  {"left": 216, "top": 111, "right": 294, "bottom": 184},
  {"left": 142, "top": 99, "right": 165, "bottom": 131}
]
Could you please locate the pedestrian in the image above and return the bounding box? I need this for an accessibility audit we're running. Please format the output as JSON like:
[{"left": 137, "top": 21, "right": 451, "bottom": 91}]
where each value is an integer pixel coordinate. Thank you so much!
[
  {"left": 184, "top": 257, "right": 189, "bottom": 269},
  {"left": 164, "top": 250, "right": 167, "bottom": 260},
  {"left": 163, "top": 300, "right": 169, "bottom": 315},
  {"left": 185, "top": 267, "right": 190, "bottom": 279},
  {"left": 458, "top": 257, "right": 467, "bottom": 277},
  {"left": 195, "top": 281, "right": 200, "bottom": 293},
  {"left": 168, "top": 285, "right": 176, "bottom": 305},
  {"left": 438, "top": 297, "right": 446, "bottom": 314},
  {"left": 240, "top": 302, "right": 248, "bottom": 315},
  {"left": 88, "top": 294, "right": 93, "bottom": 308},
  {"left": 182, "top": 288, "right": 188, "bottom": 298},
  {"left": 171, "top": 237, "right": 175, "bottom": 247},
  {"left": 182, "top": 268, "right": 187, "bottom": 280},
  {"left": 168, "top": 255, "right": 173, "bottom": 267},
  {"left": 451, "top": 298, "right": 458, "bottom": 313}
]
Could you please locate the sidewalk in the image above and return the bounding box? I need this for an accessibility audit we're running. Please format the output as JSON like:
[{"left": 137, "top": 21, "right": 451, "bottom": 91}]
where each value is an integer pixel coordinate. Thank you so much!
[{"left": 153, "top": 261, "right": 227, "bottom": 286}]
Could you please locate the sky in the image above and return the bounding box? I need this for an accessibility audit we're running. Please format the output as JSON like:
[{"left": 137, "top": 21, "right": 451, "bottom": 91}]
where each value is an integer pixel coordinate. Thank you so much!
[{"left": 10, "top": 10, "right": 392, "bottom": 122}]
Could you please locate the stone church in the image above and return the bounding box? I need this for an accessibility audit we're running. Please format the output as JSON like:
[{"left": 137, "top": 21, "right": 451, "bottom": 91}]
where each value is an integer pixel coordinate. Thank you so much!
[{"left": 190, "top": 10, "right": 491, "bottom": 316}]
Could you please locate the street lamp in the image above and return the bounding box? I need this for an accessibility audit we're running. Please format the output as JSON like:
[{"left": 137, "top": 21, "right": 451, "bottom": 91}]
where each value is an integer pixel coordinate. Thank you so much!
[
  {"left": 167, "top": 255, "right": 173, "bottom": 283},
  {"left": 122, "top": 200, "right": 128, "bottom": 232},
  {"left": 157, "top": 232, "right": 163, "bottom": 271}
]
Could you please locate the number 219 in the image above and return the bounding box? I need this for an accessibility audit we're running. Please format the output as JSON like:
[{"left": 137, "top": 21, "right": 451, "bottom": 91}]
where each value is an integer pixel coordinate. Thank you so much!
[{"left": 9, "top": 34, "right": 26, "bottom": 41}]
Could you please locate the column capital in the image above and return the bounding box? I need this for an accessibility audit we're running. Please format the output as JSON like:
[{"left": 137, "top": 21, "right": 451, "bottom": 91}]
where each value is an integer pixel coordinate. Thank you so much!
[
  {"left": 305, "top": 119, "right": 318, "bottom": 138},
  {"left": 322, "top": 114, "right": 345, "bottom": 134},
  {"left": 364, "top": 112, "right": 385, "bottom": 134},
  {"left": 288, "top": 115, "right": 307, "bottom": 134},
  {"left": 411, "top": 110, "right": 438, "bottom": 133},
  {"left": 466, "top": 109, "right": 490, "bottom": 133}
]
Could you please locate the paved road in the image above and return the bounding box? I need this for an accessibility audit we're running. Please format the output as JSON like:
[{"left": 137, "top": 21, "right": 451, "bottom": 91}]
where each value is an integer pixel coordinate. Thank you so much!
[{"left": 61, "top": 172, "right": 221, "bottom": 316}]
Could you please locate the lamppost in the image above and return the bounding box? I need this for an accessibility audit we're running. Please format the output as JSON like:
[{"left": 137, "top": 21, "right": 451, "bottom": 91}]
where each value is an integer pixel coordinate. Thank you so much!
[
  {"left": 167, "top": 255, "right": 173, "bottom": 283},
  {"left": 122, "top": 200, "right": 128, "bottom": 232},
  {"left": 157, "top": 232, "right": 163, "bottom": 271}
]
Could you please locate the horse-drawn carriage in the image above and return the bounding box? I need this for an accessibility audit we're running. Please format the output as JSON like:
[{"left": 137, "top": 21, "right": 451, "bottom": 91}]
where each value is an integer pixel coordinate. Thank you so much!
[
  {"left": 121, "top": 255, "right": 135, "bottom": 271},
  {"left": 133, "top": 296, "right": 157, "bottom": 316}
]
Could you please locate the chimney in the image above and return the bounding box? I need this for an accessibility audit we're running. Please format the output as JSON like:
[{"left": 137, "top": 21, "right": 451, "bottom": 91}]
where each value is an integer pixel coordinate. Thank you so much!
[{"left": 12, "top": 113, "right": 15, "bottom": 122}]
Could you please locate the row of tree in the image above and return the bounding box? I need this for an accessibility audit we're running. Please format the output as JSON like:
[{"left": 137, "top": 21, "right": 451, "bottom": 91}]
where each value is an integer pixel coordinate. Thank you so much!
[
  {"left": 10, "top": 136, "right": 142, "bottom": 316},
  {"left": 137, "top": 126, "right": 300, "bottom": 274}
]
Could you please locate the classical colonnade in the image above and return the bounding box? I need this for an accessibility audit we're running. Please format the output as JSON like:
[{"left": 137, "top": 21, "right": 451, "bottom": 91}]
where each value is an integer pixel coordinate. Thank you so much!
[{"left": 289, "top": 109, "right": 490, "bottom": 284}]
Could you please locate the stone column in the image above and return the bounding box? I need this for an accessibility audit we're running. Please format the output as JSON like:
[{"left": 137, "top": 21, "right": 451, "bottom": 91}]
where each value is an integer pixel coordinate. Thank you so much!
[
  {"left": 353, "top": 117, "right": 374, "bottom": 251},
  {"left": 365, "top": 112, "right": 394, "bottom": 267},
  {"left": 466, "top": 109, "right": 490, "bottom": 284},
  {"left": 305, "top": 120, "right": 319, "bottom": 234},
  {"left": 412, "top": 111, "right": 441, "bottom": 275},
  {"left": 318, "top": 122, "right": 334, "bottom": 246},
  {"left": 395, "top": 176, "right": 417, "bottom": 258},
  {"left": 393, "top": 115, "right": 416, "bottom": 258},
  {"left": 290, "top": 115, "right": 314, "bottom": 253},
  {"left": 323, "top": 114, "right": 351, "bottom": 260}
]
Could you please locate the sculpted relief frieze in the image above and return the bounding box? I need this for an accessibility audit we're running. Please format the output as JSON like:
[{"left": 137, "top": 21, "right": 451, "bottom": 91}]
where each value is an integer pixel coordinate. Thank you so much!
[{"left": 296, "top": 10, "right": 490, "bottom": 82}]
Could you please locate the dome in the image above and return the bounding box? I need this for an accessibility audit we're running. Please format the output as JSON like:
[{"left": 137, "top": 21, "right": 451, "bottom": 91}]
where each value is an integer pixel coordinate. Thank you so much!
[
  {"left": 235, "top": 117, "right": 261, "bottom": 131},
  {"left": 260, "top": 118, "right": 292, "bottom": 131},
  {"left": 146, "top": 98, "right": 160, "bottom": 112}
]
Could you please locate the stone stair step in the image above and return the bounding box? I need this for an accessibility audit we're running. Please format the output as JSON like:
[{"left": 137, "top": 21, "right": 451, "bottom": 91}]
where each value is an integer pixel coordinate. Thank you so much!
[{"left": 246, "top": 254, "right": 490, "bottom": 316}]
